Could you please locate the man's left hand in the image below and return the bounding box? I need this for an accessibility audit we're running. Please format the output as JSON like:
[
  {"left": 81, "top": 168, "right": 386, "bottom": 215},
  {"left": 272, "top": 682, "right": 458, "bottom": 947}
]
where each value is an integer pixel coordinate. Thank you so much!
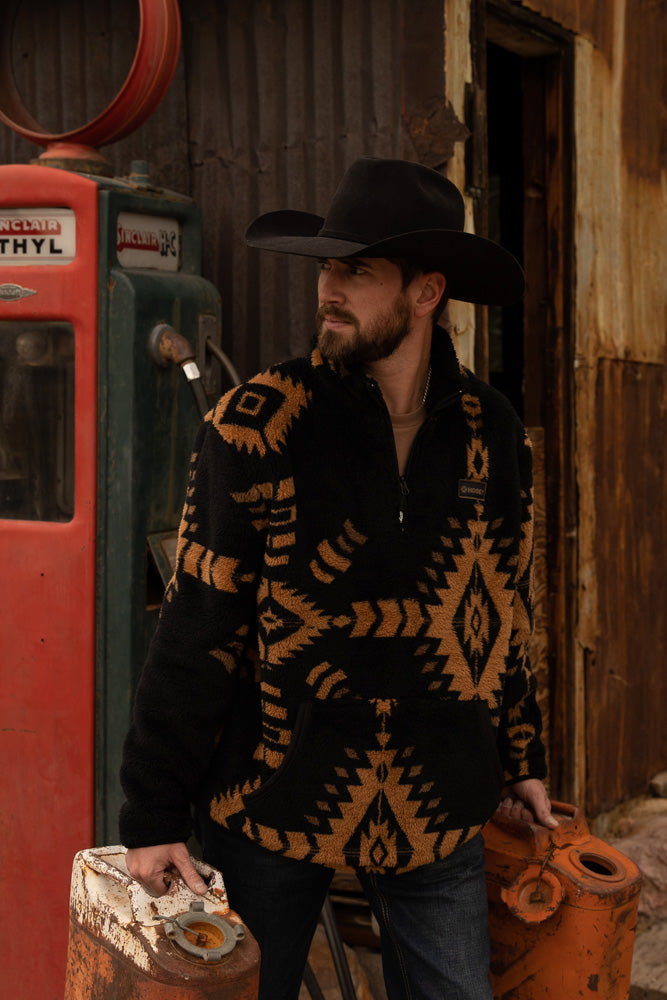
[{"left": 497, "top": 778, "right": 559, "bottom": 829}]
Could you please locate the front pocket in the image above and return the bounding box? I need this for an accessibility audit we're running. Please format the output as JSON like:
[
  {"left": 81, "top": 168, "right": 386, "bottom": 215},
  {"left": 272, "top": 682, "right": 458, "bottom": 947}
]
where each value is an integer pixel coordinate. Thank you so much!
[
  {"left": 244, "top": 700, "right": 313, "bottom": 803},
  {"left": 242, "top": 697, "right": 504, "bottom": 835}
]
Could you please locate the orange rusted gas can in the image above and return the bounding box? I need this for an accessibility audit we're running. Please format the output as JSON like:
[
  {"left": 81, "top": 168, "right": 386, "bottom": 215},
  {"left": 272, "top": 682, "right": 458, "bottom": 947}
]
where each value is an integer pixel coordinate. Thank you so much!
[
  {"left": 64, "top": 846, "right": 260, "bottom": 1000},
  {"left": 483, "top": 801, "right": 642, "bottom": 999}
]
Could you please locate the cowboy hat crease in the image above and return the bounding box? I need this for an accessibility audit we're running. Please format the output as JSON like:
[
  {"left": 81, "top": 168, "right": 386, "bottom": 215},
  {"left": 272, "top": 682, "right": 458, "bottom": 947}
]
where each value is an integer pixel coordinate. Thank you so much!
[{"left": 245, "top": 157, "right": 525, "bottom": 306}]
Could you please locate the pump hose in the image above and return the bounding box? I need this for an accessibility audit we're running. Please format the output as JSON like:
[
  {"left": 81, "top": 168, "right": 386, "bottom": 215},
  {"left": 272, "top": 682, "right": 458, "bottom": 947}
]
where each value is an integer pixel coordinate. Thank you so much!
[{"left": 189, "top": 376, "right": 210, "bottom": 421}]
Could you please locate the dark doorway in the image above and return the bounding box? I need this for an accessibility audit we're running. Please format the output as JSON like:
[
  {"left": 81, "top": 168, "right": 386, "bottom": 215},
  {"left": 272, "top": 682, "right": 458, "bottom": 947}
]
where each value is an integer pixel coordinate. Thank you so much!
[
  {"left": 487, "top": 43, "right": 525, "bottom": 418},
  {"left": 468, "top": 1, "right": 577, "bottom": 804}
]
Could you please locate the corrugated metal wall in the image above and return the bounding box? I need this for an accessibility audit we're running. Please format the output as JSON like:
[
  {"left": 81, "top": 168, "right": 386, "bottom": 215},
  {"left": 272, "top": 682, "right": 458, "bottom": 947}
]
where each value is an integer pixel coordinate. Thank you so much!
[
  {"left": 182, "top": 0, "right": 405, "bottom": 376},
  {"left": 0, "top": 0, "right": 414, "bottom": 378}
]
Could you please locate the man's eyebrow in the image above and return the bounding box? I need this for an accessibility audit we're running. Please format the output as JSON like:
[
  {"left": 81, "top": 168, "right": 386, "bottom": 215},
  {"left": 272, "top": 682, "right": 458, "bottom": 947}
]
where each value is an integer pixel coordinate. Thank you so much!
[
  {"left": 340, "top": 256, "right": 379, "bottom": 270},
  {"left": 316, "top": 256, "right": 373, "bottom": 265}
]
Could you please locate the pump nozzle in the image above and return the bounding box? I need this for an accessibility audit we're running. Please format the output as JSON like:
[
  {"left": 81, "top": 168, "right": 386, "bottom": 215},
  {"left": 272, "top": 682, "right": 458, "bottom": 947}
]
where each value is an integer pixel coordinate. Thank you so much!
[{"left": 148, "top": 323, "right": 210, "bottom": 420}]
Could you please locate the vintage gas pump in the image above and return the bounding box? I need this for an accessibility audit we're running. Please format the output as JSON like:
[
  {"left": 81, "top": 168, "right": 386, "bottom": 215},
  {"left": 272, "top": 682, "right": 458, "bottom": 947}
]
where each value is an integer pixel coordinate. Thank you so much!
[{"left": 0, "top": 3, "right": 231, "bottom": 996}]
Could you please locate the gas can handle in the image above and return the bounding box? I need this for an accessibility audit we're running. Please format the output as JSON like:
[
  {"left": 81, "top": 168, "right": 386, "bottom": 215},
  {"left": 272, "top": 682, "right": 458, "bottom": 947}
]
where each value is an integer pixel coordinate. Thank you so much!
[
  {"left": 489, "top": 800, "right": 590, "bottom": 849},
  {"left": 74, "top": 846, "right": 230, "bottom": 924},
  {"left": 549, "top": 801, "right": 578, "bottom": 822}
]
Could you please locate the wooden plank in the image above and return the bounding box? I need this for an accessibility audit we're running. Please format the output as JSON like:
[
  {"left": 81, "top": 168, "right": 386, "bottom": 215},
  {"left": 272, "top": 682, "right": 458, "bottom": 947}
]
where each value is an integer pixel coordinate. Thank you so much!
[
  {"left": 586, "top": 359, "right": 667, "bottom": 813},
  {"left": 539, "top": 42, "right": 580, "bottom": 807}
]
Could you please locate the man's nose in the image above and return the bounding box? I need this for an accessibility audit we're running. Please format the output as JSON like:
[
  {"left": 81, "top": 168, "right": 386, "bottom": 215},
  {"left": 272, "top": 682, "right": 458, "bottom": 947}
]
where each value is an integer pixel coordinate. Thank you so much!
[{"left": 318, "top": 268, "right": 345, "bottom": 304}]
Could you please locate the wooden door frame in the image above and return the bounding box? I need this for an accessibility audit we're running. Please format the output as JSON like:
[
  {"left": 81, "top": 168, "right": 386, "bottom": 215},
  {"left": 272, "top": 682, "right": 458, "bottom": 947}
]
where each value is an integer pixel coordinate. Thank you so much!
[{"left": 466, "top": 0, "right": 580, "bottom": 805}]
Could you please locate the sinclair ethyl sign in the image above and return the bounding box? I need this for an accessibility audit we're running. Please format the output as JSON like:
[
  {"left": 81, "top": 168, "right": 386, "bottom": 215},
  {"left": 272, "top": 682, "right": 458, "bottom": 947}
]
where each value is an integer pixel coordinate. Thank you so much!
[{"left": 0, "top": 208, "right": 76, "bottom": 265}]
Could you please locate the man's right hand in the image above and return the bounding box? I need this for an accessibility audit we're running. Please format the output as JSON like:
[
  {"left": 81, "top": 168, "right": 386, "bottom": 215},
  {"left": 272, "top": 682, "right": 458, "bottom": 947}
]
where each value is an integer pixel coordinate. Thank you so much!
[{"left": 125, "top": 842, "right": 209, "bottom": 897}]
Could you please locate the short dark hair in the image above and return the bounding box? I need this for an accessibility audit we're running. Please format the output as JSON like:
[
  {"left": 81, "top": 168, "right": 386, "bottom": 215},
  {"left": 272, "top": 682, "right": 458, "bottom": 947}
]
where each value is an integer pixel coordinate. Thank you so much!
[{"left": 392, "top": 257, "right": 449, "bottom": 324}]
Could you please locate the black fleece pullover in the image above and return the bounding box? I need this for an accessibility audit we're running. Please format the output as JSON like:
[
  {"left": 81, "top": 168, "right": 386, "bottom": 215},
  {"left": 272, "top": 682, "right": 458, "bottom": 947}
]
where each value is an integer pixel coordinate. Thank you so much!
[{"left": 120, "top": 330, "right": 546, "bottom": 873}]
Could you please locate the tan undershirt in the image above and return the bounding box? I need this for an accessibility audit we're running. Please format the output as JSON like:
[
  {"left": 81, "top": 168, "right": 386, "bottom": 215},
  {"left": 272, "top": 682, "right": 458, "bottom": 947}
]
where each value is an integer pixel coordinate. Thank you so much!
[{"left": 390, "top": 403, "right": 427, "bottom": 476}]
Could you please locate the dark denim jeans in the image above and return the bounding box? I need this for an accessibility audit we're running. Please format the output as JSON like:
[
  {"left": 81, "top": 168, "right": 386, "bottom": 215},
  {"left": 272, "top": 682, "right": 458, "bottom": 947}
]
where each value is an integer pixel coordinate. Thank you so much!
[{"left": 196, "top": 812, "right": 493, "bottom": 1000}]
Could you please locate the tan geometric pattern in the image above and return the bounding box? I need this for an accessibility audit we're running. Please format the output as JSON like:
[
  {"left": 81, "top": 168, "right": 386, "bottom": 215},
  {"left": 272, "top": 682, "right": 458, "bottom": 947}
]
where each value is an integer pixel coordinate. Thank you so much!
[
  {"left": 231, "top": 477, "right": 298, "bottom": 567},
  {"left": 422, "top": 520, "right": 514, "bottom": 704},
  {"left": 309, "top": 519, "right": 368, "bottom": 584},
  {"left": 461, "top": 392, "right": 489, "bottom": 518},
  {"left": 256, "top": 577, "right": 351, "bottom": 665},
  {"left": 210, "top": 370, "right": 311, "bottom": 457}
]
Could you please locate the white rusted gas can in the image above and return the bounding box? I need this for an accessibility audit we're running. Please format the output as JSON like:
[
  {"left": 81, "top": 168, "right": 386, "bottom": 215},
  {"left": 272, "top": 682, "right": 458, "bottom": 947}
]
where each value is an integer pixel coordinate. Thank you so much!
[{"left": 64, "top": 846, "right": 260, "bottom": 999}]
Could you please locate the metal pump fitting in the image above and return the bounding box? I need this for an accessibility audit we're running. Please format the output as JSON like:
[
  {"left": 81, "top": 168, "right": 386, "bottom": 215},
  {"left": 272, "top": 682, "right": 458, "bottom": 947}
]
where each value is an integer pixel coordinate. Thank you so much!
[
  {"left": 148, "top": 323, "right": 210, "bottom": 419},
  {"left": 149, "top": 323, "right": 200, "bottom": 374}
]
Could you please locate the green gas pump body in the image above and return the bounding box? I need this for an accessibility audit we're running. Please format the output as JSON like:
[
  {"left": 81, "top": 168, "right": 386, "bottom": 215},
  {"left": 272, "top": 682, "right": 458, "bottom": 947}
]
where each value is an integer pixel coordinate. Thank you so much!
[{"left": 95, "top": 169, "right": 222, "bottom": 843}]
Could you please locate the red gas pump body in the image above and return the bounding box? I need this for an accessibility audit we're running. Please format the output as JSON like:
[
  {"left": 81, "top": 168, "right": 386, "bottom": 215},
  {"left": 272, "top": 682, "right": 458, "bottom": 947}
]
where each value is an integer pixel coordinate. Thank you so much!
[{"left": 0, "top": 164, "right": 99, "bottom": 997}]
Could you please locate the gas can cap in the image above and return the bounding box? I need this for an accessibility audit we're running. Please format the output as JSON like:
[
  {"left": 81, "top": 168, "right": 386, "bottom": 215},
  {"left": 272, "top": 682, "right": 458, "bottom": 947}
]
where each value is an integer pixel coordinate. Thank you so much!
[
  {"left": 500, "top": 864, "right": 564, "bottom": 923},
  {"left": 164, "top": 901, "right": 246, "bottom": 962}
]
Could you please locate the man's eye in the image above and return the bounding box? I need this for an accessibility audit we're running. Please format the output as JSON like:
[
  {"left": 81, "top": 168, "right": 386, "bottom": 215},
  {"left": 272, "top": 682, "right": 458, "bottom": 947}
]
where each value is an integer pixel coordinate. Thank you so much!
[
  {"left": 317, "top": 260, "right": 331, "bottom": 271},
  {"left": 349, "top": 265, "right": 366, "bottom": 276}
]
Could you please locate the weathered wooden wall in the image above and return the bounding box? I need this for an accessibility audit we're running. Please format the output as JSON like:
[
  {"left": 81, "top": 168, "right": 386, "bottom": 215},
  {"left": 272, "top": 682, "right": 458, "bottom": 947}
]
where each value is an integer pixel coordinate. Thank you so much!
[
  {"left": 525, "top": 0, "right": 666, "bottom": 811},
  {"left": 588, "top": 361, "right": 667, "bottom": 805}
]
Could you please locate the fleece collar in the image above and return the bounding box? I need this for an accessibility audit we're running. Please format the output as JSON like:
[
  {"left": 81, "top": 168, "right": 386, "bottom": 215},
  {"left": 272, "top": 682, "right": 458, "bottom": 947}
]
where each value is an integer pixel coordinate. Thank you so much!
[{"left": 309, "top": 325, "right": 469, "bottom": 408}]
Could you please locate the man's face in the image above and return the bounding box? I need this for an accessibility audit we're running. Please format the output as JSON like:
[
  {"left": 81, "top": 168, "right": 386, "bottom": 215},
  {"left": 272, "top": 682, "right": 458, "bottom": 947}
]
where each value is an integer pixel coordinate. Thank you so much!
[{"left": 316, "top": 257, "right": 413, "bottom": 365}]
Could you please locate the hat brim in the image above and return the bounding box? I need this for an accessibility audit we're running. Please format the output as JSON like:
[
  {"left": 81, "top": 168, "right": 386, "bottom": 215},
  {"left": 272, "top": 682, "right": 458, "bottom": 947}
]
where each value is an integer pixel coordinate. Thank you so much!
[{"left": 245, "top": 210, "right": 524, "bottom": 306}]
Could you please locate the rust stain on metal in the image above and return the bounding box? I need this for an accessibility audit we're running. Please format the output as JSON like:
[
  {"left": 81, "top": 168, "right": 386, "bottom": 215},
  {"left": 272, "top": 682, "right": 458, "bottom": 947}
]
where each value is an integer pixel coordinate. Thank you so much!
[
  {"left": 403, "top": 98, "right": 469, "bottom": 168},
  {"left": 155, "top": 325, "right": 196, "bottom": 367}
]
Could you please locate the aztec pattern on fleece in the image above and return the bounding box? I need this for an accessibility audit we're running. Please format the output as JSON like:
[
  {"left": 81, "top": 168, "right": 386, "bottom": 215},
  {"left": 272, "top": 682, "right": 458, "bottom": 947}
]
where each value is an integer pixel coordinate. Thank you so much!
[{"left": 120, "top": 331, "right": 546, "bottom": 873}]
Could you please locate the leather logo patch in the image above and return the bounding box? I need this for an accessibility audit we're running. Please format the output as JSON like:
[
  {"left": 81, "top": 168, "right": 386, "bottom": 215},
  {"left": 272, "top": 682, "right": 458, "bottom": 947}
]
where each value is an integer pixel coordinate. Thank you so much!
[{"left": 458, "top": 479, "right": 487, "bottom": 501}]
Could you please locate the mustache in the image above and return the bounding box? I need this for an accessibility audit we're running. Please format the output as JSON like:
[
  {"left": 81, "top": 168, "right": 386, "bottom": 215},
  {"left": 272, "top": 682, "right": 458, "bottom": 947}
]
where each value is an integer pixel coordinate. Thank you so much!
[{"left": 316, "top": 305, "right": 358, "bottom": 325}]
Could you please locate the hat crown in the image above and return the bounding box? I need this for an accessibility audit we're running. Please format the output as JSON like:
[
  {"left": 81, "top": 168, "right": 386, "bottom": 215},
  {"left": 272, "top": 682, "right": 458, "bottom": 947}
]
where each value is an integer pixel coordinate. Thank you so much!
[
  {"left": 319, "top": 158, "right": 465, "bottom": 245},
  {"left": 244, "top": 157, "right": 525, "bottom": 305}
]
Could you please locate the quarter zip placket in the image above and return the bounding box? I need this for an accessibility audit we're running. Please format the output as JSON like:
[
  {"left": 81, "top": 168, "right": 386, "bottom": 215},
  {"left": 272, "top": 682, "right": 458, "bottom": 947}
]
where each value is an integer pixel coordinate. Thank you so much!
[{"left": 366, "top": 377, "right": 463, "bottom": 532}]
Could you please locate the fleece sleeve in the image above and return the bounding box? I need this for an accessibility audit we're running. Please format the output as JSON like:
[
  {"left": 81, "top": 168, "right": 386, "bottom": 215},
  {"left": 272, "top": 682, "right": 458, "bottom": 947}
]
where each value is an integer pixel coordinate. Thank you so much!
[
  {"left": 119, "top": 406, "right": 268, "bottom": 848},
  {"left": 496, "top": 429, "right": 548, "bottom": 784}
]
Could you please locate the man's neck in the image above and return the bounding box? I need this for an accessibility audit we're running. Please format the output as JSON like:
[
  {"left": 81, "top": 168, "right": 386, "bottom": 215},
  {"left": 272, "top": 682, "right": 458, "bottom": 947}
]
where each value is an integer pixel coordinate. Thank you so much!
[{"left": 365, "top": 325, "right": 433, "bottom": 415}]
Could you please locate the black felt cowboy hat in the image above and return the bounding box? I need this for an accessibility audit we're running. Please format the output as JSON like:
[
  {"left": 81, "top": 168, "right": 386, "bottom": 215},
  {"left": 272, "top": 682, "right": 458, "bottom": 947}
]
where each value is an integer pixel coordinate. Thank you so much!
[{"left": 245, "top": 157, "right": 524, "bottom": 305}]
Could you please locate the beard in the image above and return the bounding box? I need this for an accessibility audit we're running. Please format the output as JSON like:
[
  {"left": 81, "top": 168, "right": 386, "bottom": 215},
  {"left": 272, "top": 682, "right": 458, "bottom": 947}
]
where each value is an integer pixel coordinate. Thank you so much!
[{"left": 316, "top": 291, "right": 412, "bottom": 366}]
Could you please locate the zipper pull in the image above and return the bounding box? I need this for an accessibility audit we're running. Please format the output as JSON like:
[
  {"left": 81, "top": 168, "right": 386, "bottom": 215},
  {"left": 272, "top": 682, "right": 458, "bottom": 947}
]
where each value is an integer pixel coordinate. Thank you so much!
[{"left": 399, "top": 476, "right": 409, "bottom": 530}]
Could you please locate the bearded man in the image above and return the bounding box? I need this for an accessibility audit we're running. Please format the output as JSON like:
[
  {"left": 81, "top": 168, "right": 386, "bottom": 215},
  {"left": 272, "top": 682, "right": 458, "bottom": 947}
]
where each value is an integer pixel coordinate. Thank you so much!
[{"left": 120, "top": 158, "right": 556, "bottom": 1000}]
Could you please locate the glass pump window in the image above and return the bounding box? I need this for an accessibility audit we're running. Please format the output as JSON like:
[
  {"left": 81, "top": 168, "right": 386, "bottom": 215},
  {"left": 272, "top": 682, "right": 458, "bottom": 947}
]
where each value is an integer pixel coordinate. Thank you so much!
[{"left": 0, "top": 321, "right": 75, "bottom": 521}]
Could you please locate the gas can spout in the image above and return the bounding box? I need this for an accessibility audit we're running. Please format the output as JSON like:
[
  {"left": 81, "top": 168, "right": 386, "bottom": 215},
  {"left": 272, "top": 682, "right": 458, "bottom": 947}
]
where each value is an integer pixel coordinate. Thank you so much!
[{"left": 149, "top": 323, "right": 210, "bottom": 419}]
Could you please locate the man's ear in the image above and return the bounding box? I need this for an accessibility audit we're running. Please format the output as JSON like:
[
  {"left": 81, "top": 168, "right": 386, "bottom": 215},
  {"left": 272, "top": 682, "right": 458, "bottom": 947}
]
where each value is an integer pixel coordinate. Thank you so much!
[{"left": 414, "top": 271, "right": 447, "bottom": 318}]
